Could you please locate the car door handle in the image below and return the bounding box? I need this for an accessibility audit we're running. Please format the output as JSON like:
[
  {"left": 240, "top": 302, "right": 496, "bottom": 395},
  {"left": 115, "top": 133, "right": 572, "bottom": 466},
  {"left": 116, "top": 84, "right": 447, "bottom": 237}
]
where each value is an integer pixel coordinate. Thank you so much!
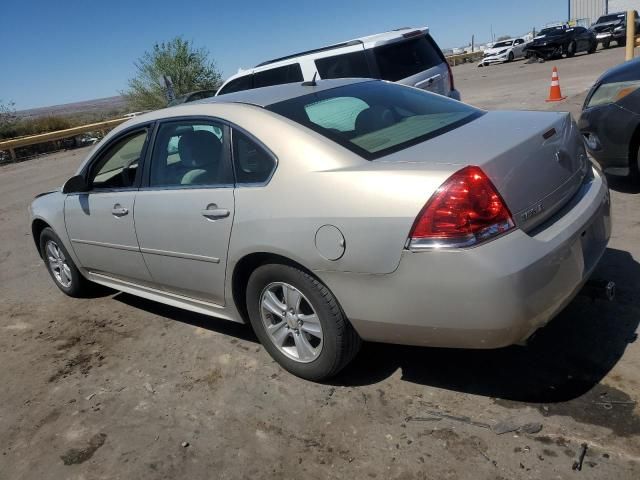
[
  {"left": 112, "top": 204, "right": 129, "bottom": 217},
  {"left": 201, "top": 204, "right": 230, "bottom": 220},
  {"left": 415, "top": 74, "right": 441, "bottom": 88}
]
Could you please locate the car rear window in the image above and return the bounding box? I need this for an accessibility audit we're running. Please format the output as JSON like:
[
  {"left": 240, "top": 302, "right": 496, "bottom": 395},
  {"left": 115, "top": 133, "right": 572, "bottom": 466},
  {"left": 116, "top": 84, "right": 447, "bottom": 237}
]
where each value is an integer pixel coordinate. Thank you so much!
[
  {"left": 373, "top": 35, "right": 443, "bottom": 82},
  {"left": 254, "top": 63, "right": 304, "bottom": 88},
  {"left": 315, "top": 51, "right": 371, "bottom": 79},
  {"left": 266, "top": 81, "right": 482, "bottom": 160},
  {"left": 218, "top": 75, "right": 253, "bottom": 95}
]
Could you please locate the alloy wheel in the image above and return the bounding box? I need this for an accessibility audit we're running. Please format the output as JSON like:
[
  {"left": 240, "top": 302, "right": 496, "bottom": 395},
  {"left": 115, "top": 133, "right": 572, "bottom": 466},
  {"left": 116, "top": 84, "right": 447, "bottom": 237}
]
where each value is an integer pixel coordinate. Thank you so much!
[
  {"left": 46, "top": 240, "right": 72, "bottom": 288},
  {"left": 260, "top": 282, "right": 323, "bottom": 363}
]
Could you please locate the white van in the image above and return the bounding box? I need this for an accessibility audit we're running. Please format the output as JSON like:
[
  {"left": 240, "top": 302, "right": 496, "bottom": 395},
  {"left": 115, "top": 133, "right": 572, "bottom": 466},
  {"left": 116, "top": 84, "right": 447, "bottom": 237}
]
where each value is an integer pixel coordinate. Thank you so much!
[{"left": 216, "top": 27, "right": 460, "bottom": 100}]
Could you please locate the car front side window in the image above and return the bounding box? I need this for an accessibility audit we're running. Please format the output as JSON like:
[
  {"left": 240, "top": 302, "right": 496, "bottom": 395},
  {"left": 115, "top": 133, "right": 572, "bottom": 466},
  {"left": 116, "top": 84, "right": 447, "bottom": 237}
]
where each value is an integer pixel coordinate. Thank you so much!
[{"left": 88, "top": 129, "right": 148, "bottom": 190}]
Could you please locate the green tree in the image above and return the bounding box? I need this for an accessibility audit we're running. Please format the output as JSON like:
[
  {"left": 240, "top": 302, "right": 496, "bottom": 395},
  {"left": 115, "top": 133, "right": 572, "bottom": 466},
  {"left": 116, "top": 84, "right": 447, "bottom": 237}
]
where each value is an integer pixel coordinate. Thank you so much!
[
  {"left": 0, "top": 100, "right": 18, "bottom": 140},
  {"left": 122, "top": 37, "right": 222, "bottom": 111}
]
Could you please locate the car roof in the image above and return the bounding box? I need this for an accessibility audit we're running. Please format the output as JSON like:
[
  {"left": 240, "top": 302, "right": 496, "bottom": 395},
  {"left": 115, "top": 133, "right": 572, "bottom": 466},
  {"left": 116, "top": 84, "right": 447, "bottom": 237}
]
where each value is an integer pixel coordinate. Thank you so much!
[
  {"left": 229, "top": 27, "right": 429, "bottom": 76},
  {"left": 599, "top": 56, "right": 640, "bottom": 84},
  {"left": 200, "top": 78, "right": 372, "bottom": 107}
]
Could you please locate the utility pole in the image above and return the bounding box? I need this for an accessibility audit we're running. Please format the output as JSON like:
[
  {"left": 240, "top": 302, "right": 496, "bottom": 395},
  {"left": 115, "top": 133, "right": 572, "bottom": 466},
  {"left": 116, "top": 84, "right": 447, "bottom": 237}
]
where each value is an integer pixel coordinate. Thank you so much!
[{"left": 471, "top": 34, "right": 475, "bottom": 52}]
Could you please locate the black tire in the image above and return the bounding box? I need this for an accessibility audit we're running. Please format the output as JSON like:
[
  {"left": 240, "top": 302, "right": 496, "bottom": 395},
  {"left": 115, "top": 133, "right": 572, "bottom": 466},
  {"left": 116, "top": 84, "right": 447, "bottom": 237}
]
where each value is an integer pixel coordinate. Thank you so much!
[
  {"left": 40, "top": 227, "right": 92, "bottom": 297},
  {"left": 603, "top": 41, "right": 610, "bottom": 49},
  {"left": 588, "top": 41, "right": 597, "bottom": 54},
  {"left": 631, "top": 143, "right": 640, "bottom": 184},
  {"left": 565, "top": 41, "right": 576, "bottom": 57},
  {"left": 508, "top": 51, "right": 514, "bottom": 62},
  {"left": 618, "top": 37, "right": 626, "bottom": 47},
  {"left": 246, "top": 263, "right": 361, "bottom": 381}
]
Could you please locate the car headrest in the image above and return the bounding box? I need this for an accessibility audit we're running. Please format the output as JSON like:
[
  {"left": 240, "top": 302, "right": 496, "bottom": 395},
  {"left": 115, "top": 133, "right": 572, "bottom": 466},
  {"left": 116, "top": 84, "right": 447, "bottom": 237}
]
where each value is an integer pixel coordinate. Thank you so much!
[
  {"left": 355, "top": 106, "right": 396, "bottom": 135},
  {"left": 178, "top": 130, "right": 222, "bottom": 168}
]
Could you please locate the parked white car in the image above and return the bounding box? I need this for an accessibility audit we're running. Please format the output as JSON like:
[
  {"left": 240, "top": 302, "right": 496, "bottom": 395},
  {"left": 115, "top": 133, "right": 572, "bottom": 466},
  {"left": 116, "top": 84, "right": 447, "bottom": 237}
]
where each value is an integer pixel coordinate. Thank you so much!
[
  {"left": 479, "top": 38, "right": 528, "bottom": 66},
  {"left": 216, "top": 27, "right": 460, "bottom": 100}
]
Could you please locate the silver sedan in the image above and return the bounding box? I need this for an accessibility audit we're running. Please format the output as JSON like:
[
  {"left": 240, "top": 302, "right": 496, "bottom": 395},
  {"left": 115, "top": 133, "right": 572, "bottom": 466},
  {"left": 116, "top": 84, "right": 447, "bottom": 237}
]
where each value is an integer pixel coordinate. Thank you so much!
[{"left": 30, "top": 79, "right": 611, "bottom": 380}]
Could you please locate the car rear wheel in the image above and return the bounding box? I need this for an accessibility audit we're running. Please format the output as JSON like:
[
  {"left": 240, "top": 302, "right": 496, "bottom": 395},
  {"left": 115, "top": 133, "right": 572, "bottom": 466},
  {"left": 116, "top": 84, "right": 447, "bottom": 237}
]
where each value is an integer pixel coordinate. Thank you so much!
[
  {"left": 40, "top": 227, "right": 92, "bottom": 297},
  {"left": 246, "top": 263, "right": 361, "bottom": 380}
]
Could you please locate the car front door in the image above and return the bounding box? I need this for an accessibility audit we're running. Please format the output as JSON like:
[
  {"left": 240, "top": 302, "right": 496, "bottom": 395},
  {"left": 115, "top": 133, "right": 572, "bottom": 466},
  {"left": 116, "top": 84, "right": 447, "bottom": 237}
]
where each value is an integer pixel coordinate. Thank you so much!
[
  {"left": 574, "top": 27, "right": 589, "bottom": 50},
  {"left": 513, "top": 39, "right": 525, "bottom": 57},
  {"left": 133, "top": 119, "right": 235, "bottom": 304},
  {"left": 64, "top": 127, "right": 153, "bottom": 284}
]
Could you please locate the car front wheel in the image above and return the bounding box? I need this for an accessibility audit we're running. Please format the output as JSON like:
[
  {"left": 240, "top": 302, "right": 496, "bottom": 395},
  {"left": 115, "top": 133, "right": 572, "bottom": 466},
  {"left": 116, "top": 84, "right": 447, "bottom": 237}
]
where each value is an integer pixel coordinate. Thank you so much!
[
  {"left": 565, "top": 41, "right": 577, "bottom": 57},
  {"left": 40, "top": 227, "right": 92, "bottom": 297},
  {"left": 246, "top": 263, "right": 361, "bottom": 380},
  {"left": 632, "top": 143, "right": 640, "bottom": 183}
]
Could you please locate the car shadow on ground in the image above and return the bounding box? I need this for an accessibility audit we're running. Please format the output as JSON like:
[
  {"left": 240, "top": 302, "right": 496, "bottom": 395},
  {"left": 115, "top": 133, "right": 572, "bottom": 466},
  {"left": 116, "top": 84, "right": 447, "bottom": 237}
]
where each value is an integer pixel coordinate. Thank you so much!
[
  {"left": 113, "top": 293, "right": 259, "bottom": 343},
  {"left": 332, "top": 248, "right": 640, "bottom": 405},
  {"left": 606, "top": 174, "right": 640, "bottom": 194}
]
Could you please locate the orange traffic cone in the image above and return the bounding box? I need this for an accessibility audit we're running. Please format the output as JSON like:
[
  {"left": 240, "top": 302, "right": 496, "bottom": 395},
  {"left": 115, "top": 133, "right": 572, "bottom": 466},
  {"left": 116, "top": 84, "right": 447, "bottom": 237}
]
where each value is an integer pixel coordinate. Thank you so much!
[{"left": 545, "top": 67, "right": 566, "bottom": 102}]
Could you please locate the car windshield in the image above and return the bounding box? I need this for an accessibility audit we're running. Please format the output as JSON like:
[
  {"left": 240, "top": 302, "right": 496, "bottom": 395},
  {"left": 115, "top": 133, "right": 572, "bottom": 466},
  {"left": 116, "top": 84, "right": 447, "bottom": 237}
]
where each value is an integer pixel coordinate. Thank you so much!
[
  {"left": 596, "top": 14, "right": 625, "bottom": 23},
  {"left": 266, "top": 81, "right": 483, "bottom": 160},
  {"left": 493, "top": 40, "right": 514, "bottom": 48},
  {"left": 539, "top": 26, "right": 566, "bottom": 36}
]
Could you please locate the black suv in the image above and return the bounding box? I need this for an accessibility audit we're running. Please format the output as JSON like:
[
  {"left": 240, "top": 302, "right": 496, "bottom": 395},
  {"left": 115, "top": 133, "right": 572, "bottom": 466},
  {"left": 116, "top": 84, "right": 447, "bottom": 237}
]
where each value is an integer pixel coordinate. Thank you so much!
[
  {"left": 590, "top": 11, "right": 639, "bottom": 49},
  {"left": 525, "top": 25, "right": 597, "bottom": 60}
]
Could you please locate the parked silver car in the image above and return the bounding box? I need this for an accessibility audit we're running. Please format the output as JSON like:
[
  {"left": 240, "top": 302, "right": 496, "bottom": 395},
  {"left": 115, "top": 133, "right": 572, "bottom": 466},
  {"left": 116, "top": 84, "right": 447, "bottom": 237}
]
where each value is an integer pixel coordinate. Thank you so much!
[{"left": 30, "top": 79, "right": 611, "bottom": 380}]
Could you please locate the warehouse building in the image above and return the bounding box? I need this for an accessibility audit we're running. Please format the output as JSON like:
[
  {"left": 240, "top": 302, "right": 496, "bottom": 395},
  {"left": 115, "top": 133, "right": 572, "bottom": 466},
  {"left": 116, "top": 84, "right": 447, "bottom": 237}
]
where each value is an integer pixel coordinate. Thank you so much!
[{"left": 569, "top": 0, "right": 640, "bottom": 25}]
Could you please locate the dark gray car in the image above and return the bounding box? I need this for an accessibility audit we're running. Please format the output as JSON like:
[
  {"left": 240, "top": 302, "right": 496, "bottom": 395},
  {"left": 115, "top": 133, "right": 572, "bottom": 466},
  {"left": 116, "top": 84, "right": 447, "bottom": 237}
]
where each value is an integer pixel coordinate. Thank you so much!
[{"left": 579, "top": 57, "right": 640, "bottom": 179}]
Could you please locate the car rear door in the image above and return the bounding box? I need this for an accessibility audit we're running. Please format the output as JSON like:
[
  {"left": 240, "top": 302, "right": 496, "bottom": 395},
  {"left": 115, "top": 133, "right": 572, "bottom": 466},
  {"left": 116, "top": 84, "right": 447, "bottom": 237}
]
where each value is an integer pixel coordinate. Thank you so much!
[
  {"left": 64, "top": 126, "right": 153, "bottom": 284},
  {"left": 371, "top": 32, "right": 452, "bottom": 97},
  {"left": 133, "top": 118, "right": 235, "bottom": 304}
]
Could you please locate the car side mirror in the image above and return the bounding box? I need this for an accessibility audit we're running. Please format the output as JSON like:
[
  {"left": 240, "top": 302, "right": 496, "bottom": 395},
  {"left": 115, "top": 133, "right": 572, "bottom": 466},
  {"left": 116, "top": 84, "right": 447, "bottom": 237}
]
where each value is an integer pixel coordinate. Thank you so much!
[{"left": 62, "top": 175, "right": 89, "bottom": 194}]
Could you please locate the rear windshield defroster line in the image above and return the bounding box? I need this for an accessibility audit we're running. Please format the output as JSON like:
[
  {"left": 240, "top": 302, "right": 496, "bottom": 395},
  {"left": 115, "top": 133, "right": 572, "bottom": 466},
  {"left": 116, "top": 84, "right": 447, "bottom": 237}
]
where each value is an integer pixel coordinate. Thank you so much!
[{"left": 265, "top": 81, "right": 484, "bottom": 160}]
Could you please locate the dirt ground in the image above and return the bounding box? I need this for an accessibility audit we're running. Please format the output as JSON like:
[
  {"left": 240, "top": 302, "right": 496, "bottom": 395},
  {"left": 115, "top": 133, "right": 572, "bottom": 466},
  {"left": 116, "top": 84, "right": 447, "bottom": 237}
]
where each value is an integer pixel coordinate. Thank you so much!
[{"left": 1, "top": 46, "right": 639, "bottom": 480}]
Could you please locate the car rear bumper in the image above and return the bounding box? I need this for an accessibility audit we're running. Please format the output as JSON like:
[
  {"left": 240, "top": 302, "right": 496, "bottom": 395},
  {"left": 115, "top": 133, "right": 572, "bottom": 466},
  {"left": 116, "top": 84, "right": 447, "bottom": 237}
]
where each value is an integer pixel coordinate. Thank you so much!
[
  {"left": 317, "top": 167, "right": 611, "bottom": 349},
  {"left": 448, "top": 89, "right": 461, "bottom": 101}
]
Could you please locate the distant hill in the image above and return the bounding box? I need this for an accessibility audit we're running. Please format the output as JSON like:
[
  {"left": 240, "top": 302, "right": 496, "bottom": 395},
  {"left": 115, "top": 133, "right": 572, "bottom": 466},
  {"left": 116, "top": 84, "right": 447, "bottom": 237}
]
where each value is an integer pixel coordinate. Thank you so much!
[{"left": 15, "top": 96, "right": 129, "bottom": 120}]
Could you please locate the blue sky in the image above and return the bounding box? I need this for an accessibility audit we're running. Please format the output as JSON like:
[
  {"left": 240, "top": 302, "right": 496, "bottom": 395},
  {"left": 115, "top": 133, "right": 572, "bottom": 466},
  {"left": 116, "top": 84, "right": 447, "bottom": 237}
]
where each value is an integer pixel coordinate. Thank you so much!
[{"left": 1, "top": 0, "right": 566, "bottom": 110}]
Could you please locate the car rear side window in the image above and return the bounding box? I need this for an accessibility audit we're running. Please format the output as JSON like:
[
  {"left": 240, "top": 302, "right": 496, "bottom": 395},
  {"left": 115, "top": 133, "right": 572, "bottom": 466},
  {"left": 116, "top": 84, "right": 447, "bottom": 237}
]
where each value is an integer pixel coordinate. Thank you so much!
[
  {"left": 232, "top": 130, "right": 276, "bottom": 184},
  {"left": 218, "top": 75, "right": 253, "bottom": 96},
  {"left": 254, "top": 64, "right": 304, "bottom": 88},
  {"left": 315, "top": 51, "right": 371, "bottom": 79},
  {"left": 266, "top": 81, "right": 482, "bottom": 160},
  {"left": 373, "top": 35, "right": 443, "bottom": 82}
]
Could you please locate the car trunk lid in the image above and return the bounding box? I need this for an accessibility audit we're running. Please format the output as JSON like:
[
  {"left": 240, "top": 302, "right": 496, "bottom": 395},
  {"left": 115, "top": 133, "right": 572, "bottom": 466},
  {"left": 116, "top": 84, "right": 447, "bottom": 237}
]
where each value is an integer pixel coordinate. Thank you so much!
[{"left": 377, "top": 110, "right": 590, "bottom": 232}]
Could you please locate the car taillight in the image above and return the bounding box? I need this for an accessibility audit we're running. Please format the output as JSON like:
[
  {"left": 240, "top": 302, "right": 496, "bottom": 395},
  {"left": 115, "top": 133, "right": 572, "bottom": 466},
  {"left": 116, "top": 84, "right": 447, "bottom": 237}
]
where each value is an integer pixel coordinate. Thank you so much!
[
  {"left": 408, "top": 166, "right": 515, "bottom": 249},
  {"left": 446, "top": 61, "right": 455, "bottom": 92}
]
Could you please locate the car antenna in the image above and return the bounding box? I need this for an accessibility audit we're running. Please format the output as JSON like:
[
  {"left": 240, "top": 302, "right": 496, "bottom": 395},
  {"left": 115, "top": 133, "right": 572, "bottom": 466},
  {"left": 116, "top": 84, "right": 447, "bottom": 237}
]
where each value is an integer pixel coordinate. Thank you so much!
[{"left": 302, "top": 72, "right": 318, "bottom": 87}]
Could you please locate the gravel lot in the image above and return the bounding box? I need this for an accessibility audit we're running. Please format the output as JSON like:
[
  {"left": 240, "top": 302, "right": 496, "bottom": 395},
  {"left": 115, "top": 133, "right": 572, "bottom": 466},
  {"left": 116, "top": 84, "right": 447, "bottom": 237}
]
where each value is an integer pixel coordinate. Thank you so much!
[{"left": 1, "top": 46, "right": 639, "bottom": 480}]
